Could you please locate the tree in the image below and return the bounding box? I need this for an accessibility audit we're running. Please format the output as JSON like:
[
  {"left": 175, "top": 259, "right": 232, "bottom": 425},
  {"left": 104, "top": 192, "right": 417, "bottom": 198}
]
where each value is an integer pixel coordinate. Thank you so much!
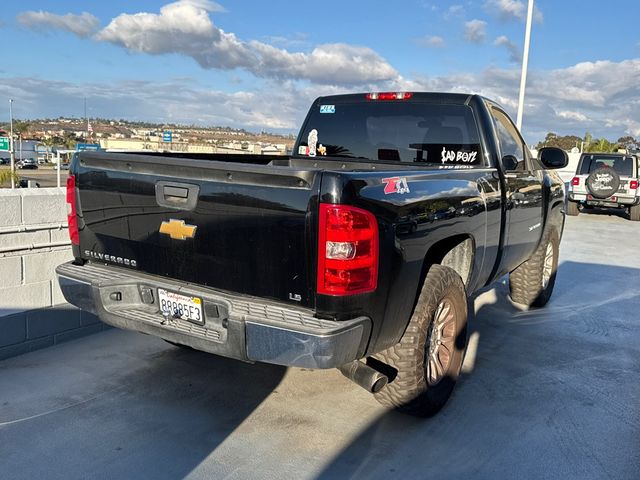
[
  {"left": 40, "top": 137, "right": 57, "bottom": 161},
  {"left": 13, "top": 121, "right": 30, "bottom": 139},
  {"left": 617, "top": 135, "right": 636, "bottom": 145},
  {"left": 63, "top": 131, "right": 78, "bottom": 149},
  {"left": 616, "top": 135, "right": 637, "bottom": 151},
  {"left": 536, "top": 132, "right": 582, "bottom": 151},
  {"left": 584, "top": 137, "right": 616, "bottom": 153}
]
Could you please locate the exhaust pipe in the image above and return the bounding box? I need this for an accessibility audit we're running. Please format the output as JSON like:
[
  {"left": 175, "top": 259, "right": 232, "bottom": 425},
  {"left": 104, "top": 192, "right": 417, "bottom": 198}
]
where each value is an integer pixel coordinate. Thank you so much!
[{"left": 339, "top": 360, "right": 388, "bottom": 393}]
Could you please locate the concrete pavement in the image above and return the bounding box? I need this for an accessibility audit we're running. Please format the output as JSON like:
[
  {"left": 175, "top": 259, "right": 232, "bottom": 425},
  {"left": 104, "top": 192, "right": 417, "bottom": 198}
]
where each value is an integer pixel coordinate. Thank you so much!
[{"left": 1, "top": 211, "right": 639, "bottom": 480}]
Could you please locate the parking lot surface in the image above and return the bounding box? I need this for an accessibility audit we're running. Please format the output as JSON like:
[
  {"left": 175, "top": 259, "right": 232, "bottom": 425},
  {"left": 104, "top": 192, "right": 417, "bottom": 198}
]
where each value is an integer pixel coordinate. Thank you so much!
[{"left": 1, "top": 211, "right": 639, "bottom": 480}]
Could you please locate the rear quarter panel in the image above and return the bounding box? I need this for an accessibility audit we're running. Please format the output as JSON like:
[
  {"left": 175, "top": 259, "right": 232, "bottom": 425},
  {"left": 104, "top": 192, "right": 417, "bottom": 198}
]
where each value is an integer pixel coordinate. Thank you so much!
[{"left": 318, "top": 167, "right": 502, "bottom": 353}]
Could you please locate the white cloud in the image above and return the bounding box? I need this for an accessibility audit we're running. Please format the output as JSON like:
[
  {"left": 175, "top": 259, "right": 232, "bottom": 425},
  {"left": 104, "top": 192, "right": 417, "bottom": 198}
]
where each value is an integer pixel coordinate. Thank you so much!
[
  {"left": 261, "top": 33, "right": 309, "bottom": 49},
  {"left": 405, "top": 59, "right": 640, "bottom": 142},
  {"left": 464, "top": 20, "right": 487, "bottom": 43},
  {"left": 444, "top": 5, "right": 465, "bottom": 19},
  {"left": 2, "top": 58, "right": 639, "bottom": 143},
  {"left": 556, "top": 110, "right": 588, "bottom": 122},
  {"left": 247, "top": 42, "right": 398, "bottom": 85},
  {"left": 178, "top": 0, "right": 226, "bottom": 12},
  {"left": 94, "top": 1, "right": 249, "bottom": 68},
  {"left": 92, "top": 1, "right": 398, "bottom": 86},
  {"left": 494, "top": 35, "right": 522, "bottom": 62},
  {"left": 416, "top": 35, "right": 446, "bottom": 48},
  {"left": 17, "top": 11, "right": 100, "bottom": 37},
  {"left": 484, "top": 0, "right": 543, "bottom": 23},
  {"left": 0, "top": 76, "right": 309, "bottom": 130}
]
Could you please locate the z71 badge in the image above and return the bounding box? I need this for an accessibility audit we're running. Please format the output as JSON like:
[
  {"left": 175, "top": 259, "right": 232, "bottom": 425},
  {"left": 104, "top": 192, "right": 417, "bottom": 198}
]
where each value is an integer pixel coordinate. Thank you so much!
[{"left": 383, "top": 177, "right": 410, "bottom": 195}]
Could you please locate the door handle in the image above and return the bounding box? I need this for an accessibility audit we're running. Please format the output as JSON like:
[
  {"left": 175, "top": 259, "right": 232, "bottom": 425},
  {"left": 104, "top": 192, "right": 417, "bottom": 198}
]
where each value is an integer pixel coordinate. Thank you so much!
[
  {"left": 155, "top": 181, "right": 200, "bottom": 211},
  {"left": 163, "top": 186, "right": 189, "bottom": 199}
]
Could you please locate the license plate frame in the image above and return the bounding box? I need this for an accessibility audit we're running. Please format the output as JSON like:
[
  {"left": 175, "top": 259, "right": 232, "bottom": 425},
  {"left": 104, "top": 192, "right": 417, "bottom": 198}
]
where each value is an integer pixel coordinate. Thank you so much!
[{"left": 158, "top": 288, "right": 204, "bottom": 325}]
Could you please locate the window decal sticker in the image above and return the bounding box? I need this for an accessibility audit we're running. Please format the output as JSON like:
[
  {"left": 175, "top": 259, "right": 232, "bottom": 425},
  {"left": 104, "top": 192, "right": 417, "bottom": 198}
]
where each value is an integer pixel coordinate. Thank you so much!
[
  {"left": 440, "top": 147, "right": 478, "bottom": 164},
  {"left": 319, "top": 105, "right": 335, "bottom": 114},
  {"left": 382, "top": 176, "right": 410, "bottom": 195},
  {"left": 307, "top": 129, "right": 318, "bottom": 157},
  {"left": 409, "top": 143, "right": 481, "bottom": 165}
]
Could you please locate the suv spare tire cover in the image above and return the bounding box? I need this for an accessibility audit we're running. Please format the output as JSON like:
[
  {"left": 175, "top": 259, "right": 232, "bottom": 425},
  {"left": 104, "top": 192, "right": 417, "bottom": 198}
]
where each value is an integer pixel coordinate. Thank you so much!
[{"left": 585, "top": 167, "right": 620, "bottom": 199}]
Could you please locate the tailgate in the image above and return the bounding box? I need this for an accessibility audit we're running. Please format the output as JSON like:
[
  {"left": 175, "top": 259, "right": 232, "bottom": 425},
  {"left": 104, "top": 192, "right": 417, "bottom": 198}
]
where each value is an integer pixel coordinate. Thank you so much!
[{"left": 74, "top": 152, "right": 321, "bottom": 308}]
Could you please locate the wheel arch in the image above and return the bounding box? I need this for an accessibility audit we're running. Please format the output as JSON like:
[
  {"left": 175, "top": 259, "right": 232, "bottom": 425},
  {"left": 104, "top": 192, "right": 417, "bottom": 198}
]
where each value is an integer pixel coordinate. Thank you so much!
[
  {"left": 419, "top": 234, "right": 475, "bottom": 292},
  {"left": 367, "top": 233, "right": 476, "bottom": 356}
]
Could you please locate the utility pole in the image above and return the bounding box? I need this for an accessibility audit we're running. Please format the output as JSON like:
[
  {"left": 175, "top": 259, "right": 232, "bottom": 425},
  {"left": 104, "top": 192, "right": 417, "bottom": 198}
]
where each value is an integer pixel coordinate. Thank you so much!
[
  {"left": 516, "top": 0, "right": 534, "bottom": 131},
  {"left": 9, "top": 99, "right": 14, "bottom": 189},
  {"left": 84, "top": 97, "right": 88, "bottom": 141}
]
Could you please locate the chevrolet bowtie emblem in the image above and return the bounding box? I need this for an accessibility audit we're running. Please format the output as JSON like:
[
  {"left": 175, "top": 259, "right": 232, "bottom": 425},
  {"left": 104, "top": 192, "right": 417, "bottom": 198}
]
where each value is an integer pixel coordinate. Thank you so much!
[{"left": 159, "top": 219, "right": 197, "bottom": 240}]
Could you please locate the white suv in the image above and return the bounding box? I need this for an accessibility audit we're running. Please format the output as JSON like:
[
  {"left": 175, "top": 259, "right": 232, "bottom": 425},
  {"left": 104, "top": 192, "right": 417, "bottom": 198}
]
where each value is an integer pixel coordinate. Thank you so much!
[{"left": 567, "top": 153, "right": 640, "bottom": 221}]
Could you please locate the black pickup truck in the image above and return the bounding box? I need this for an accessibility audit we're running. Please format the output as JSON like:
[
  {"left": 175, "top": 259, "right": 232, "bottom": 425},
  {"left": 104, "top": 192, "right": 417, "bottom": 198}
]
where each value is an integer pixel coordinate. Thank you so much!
[{"left": 57, "top": 92, "right": 568, "bottom": 416}]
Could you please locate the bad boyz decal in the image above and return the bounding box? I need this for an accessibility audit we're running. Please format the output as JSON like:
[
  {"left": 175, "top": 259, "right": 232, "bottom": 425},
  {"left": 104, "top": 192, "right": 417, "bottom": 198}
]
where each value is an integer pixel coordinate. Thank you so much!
[
  {"left": 412, "top": 143, "right": 482, "bottom": 167},
  {"left": 440, "top": 147, "right": 478, "bottom": 164}
]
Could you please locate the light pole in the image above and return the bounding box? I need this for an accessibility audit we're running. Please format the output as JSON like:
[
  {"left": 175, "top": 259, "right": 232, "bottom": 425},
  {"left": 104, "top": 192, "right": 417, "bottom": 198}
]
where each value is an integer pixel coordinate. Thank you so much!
[
  {"left": 516, "top": 0, "right": 534, "bottom": 131},
  {"left": 9, "top": 99, "right": 14, "bottom": 189}
]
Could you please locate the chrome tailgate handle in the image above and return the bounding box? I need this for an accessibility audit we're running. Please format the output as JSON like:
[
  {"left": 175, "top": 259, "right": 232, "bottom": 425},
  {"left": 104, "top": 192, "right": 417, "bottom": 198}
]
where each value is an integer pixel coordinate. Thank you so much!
[{"left": 155, "top": 181, "right": 200, "bottom": 211}]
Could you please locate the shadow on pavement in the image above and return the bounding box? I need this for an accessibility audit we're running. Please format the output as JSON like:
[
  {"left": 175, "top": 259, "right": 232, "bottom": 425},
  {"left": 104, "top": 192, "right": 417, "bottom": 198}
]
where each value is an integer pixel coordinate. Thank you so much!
[
  {"left": 574, "top": 206, "right": 631, "bottom": 220},
  {"left": 0, "top": 343, "right": 286, "bottom": 479},
  {"left": 316, "top": 261, "right": 640, "bottom": 480}
]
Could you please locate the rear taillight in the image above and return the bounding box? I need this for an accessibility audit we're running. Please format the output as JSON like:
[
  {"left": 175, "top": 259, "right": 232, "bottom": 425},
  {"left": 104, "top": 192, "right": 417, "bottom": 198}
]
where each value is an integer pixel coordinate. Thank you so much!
[
  {"left": 66, "top": 174, "right": 79, "bottom": 245},
  {"left": 317, "top": 204, "right": 378, "bottom": 295},
  {"left": 366, "top": 92, "right": 413, "bottom": 101},
  {"left": 571, "top": 177, "right": 580, "bottom": 186},
  {"left": 630, "top": 180, "right": 638, "bottom": 190}
]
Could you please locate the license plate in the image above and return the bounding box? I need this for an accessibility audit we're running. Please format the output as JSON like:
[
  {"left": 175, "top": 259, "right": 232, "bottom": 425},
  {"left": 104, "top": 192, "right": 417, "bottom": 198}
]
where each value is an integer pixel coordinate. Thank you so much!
[{"left": 158, "top": 289, "right": 204, "bottom": 324}]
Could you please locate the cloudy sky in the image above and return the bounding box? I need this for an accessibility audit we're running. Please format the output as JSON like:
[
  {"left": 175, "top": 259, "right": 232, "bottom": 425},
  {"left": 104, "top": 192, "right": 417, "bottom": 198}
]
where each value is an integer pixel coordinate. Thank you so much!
[{"left": 1, "top": 0, "right": 639, "bottom": 143}]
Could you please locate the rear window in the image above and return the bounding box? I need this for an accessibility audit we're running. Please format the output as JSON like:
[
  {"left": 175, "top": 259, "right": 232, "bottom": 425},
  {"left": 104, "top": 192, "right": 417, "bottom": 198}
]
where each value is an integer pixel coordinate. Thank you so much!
[
  {"left": 579, "top": 155, "right": 635, "bottom": 177},
  {"left": 295, "top": 102, "right": 482, "bottom": 166}
]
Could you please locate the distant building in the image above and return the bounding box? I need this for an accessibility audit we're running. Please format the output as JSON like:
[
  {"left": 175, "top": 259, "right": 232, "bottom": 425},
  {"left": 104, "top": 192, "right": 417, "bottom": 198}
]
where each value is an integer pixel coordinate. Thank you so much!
[
  {"left": 14, "top": 140, "right": 39, "bottom": 161},
  {"left": 261, "top": 145, "right": 280, "bottom": 155}
]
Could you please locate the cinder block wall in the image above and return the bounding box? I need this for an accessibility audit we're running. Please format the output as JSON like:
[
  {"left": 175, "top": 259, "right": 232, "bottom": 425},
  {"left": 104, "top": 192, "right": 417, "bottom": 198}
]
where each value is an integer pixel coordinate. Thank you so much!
[{"left": 0, "top": 188, "right": 108, "bottom": 360}]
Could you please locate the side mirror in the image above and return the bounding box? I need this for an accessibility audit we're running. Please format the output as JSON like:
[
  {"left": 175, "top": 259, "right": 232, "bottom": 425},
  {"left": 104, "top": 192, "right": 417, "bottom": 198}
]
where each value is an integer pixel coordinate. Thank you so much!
[
  {"left": 501, "top": 154, "right": 519, "bottom": 171},
  {"left": 538, "top": 147, "right": 568, "bottom": 169}
]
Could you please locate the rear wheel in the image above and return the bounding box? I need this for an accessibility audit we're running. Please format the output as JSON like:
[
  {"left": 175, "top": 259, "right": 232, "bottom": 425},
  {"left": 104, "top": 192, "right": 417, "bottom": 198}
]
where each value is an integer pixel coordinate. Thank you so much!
[
  {"left": 566, "top": 201, "right": 579, "bottom": 216},
  {"left": 373, "top": 265, "right": 468, "bottom": 417},
  {"left": 510, "top": 228, "right": 559, "bottom": 308},
  {"left": 630, "top": 205, "right": 640, "bottom": 222}
]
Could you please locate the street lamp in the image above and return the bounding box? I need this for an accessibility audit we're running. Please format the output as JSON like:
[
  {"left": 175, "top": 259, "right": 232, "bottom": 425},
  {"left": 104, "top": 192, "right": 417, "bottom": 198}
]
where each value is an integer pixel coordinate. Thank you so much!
[
  {"left": 516, "top": 0, "right": 534, "bottom": 131},
  {"left": 9, "top": 99, "right": 14, "bottom": 189}
]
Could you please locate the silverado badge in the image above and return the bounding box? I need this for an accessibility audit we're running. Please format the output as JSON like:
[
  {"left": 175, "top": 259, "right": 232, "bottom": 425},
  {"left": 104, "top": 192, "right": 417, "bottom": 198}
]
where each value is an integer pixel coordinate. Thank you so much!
[{"left": 159, "top": 219, "right": 197, "bottom": 240}]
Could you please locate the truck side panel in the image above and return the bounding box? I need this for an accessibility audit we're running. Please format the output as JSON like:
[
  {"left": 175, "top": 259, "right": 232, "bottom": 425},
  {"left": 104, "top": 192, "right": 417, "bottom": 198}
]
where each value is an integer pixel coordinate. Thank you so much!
[{"left": 317, "top": 168, "right": 502, "bottom": 354}]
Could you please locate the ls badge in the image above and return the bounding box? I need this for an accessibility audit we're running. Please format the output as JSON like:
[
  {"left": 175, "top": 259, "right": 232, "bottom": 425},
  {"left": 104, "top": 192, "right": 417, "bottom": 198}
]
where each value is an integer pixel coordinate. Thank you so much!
[{"left": 159, "top": 219, "right": 197, "bottom": 240}]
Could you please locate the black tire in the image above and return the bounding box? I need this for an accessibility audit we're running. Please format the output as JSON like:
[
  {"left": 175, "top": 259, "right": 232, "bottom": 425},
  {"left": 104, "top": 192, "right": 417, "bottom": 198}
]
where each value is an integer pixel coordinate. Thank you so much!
[
  {"left": 510, "top": 228, "right": 559, "bottom": 308},
  {"left": 373, "top": 265, "right": 468, "bottom": 417},
  {"left": 566, "top": 201, "right": 579, "bottom": 216},
  {"left": 630, "top": 205, "right": 640, "bottom": 222}
]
